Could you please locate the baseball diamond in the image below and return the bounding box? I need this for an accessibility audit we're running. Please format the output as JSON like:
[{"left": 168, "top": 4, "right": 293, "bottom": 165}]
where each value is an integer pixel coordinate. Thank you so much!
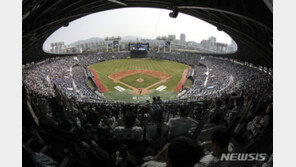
[
  {"left": 88, "top": 58, "right": 190, "bottom": 101},
  {"left": 109, "top": 70, "right": 170, "bottom": 95}
]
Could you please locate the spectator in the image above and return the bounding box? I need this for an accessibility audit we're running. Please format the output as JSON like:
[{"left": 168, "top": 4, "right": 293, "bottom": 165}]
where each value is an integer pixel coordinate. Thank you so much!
[
  {"left": 157, "top": 96, "right": 162, "bottom": 103},
  {"left": 208, "top": 100, "right": 224, "bottom": 124},
  {"left": 224, "top": 98, "right": 242, "bottom": 129},
  {"left": 152, "top": 97, "right": 157, "bottom": 104},
  {"left": 246, "top": 105, "right": 272, "bottom": 140},
  {"left": 114, "top": 111, "right": 143, "bottom": 141},
  {"left": 142, "top": 136, "right": 203, "bottom": 167},
  {"left": 197, "top": 128, "right": 231, "bottom": 167},
  {"left": 146, "top": 109, "right": 169, "bottom": 150},
  {"left": 167, "top": 105, "right": 192, "bottom": 138}
]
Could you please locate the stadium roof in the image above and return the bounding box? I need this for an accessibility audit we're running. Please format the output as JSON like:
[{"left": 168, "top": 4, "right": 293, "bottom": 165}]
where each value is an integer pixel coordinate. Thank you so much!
[{"left": 22, "top": 0, "right": 273, "bottom": 67}]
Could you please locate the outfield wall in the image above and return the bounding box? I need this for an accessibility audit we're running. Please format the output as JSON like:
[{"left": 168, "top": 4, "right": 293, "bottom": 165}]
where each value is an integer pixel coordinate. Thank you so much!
[{"left": 130, "top": 50, "right": 148, "bottom": 58}]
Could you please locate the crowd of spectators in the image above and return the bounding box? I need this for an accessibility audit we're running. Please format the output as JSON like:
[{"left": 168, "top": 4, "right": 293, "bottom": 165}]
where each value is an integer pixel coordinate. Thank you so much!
[
  {"left": 180, "top": 56, "right": 272, "bottom": 101},
  {"left": 23, "top": 86, "right": 273, "bottom": 166},
  {"left": 181, "top": 65, "right": 207, "bottom": 98},
  {"left": 23, "top": 52, "right": 129, "bottom": 101},
  {"left": 22, "top": 52, "right": 273, "bottom": 167},
  {"left": 148, "top": 52, "right": 200, "bottom": 66}
]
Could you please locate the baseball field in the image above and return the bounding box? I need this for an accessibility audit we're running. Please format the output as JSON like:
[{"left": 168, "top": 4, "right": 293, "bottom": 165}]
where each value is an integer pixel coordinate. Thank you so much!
[{"left": 87, "top": 58, "right": 190, "bottom": 102}]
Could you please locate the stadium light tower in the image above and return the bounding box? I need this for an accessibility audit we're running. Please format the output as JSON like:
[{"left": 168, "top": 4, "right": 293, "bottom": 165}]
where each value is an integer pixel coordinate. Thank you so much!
[
  {"left": 156, "top": 36, "right": 173, "bottom": 53},
  {"left": 105, "top": 36, "right": 121, "bottom": 52}
]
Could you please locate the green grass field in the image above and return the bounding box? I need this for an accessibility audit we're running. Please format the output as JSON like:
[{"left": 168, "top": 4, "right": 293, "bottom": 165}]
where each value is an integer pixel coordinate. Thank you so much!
[{"left": 88, "top": 58, "right": 189, "bottom": 102}]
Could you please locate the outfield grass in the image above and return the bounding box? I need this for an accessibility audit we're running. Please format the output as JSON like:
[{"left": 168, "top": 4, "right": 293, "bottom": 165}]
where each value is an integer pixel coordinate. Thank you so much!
[
  {"left": 120, "top": 73, "right": 160, "bottom": 88},
  {"left": 88, "top": 58, "right": 189, "bottom": 101}
]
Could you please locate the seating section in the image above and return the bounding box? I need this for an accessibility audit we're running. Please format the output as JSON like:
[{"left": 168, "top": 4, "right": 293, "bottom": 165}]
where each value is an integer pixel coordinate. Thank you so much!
[{"left": 22, "top": 52, "right": 273, "bottom": 167}]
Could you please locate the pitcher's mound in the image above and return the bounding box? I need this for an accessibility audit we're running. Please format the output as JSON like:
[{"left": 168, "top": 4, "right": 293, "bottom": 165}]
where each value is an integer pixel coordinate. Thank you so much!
[{"left": 136, "top": 78, "right": 144, "bottom": 82}]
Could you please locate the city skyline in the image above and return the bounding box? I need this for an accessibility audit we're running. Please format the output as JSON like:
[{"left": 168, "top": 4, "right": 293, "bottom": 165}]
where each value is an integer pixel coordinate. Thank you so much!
[{"left": 43, "top": 8, "right": 232, "bottom": 50}]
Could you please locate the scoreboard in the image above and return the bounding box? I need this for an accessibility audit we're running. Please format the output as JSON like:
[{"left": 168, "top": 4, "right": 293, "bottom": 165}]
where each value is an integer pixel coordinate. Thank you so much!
[
  {"left": 129, "top": 43, "right": 149, "bottom": 58},
  {"left": 128, "top": 43, "right": 149, "bottom": 51}
]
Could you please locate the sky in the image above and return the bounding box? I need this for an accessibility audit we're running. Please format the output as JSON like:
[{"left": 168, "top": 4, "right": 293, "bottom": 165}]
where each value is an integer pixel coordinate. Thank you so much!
[{"left": 43, "top": 7, "right": 233, "bottom": 50}]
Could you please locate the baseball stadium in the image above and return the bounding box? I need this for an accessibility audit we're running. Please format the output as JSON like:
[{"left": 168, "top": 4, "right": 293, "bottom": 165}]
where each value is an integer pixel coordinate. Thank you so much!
[{"left": 22, "top": 1, "right": 273, "bottom": 167}]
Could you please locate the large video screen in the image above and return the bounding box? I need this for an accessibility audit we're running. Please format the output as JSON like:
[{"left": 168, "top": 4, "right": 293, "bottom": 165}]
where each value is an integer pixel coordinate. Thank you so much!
[{"left": 129, "top": 43, "right": 149, "bottom": 51}]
